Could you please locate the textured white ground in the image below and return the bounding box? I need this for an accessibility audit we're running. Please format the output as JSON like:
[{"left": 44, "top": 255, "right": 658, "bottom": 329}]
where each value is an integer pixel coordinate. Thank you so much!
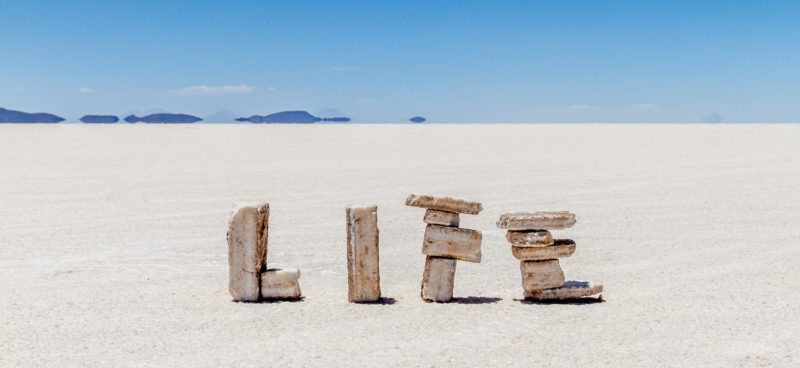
[{"left": 1, "top": 124, "right": 799, "bottom": 367}]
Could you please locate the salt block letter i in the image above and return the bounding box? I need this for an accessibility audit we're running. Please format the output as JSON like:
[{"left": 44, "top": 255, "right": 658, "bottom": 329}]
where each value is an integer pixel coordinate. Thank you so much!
[{"left": 346, "top": 205, "right": 381, "bottom": 302}]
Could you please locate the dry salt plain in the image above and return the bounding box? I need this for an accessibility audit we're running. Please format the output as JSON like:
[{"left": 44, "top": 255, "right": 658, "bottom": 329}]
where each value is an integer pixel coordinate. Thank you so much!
[{"left": 1, "top": 124, "right": 799, "bottom": 367}]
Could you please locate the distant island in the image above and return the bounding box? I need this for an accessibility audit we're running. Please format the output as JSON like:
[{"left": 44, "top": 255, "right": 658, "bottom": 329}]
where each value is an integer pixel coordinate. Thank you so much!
[
  {"left": 124, "top": 113, "right": 202, "bottom": 123},
  {"left": 80, "top": 115, "right": 120, "bottom": 124},
  {"left": 236, "top": 111, "right": 350, "bottom": 124},
  {"left": 0, "top": 107, "right": 64, "bottom": 123},
  {"left": 409, "top": 116, "right": 426, "bottom": 123}
]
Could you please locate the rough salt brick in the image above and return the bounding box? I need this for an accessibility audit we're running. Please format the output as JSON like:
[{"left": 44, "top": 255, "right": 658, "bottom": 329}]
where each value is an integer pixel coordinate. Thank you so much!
[
  {"left": 423, "top": 209, "right": 460, "bottom": 227},
  {"left": 422, "top": 224, "right": 482, "bottom": 263},
  {"left": 420, "top": 256, "right": 457, "bottom": 302},
  {"left": 405, "top": 194, "right": 483, "bottom": 215},
  {"left": 346, "top": 205, "right": 381, "bottom": 303},
  {"left": 260, "top": 268, "right": 302, "bottom": 299},
  {"left": 511, "top": 239, "right": 576, "bottom": 261},
  {"left": 506, "top": 230, "right": 554, "bottom": 247},
  {"left": 227, "top": 202, "right": 269, "bottom": 302},
  {"left": 496, "top": 211, "right": 577, "bottom": 231},
  {"left": 520, "top": 259, "right": 565, "bottom": 291},
  {"left": 523, "top": 281, "right": 603, "bottom": 300}
]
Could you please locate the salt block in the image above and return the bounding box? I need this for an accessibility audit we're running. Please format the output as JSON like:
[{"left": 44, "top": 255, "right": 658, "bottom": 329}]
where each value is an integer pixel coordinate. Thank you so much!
[
  {"left": 405, "top": 194, "right": 483, "bottom": 215},
  {"left": 227, "top": 203, "right": 269, "bottom": 302},
  {"left": 421, "top": 256, "right": 457, "bottom": 302},
  {"left": 423, "top": 209, "right": 460, "bottom": 227},
  {"left": 346, "top": 205, "right": 381, "bottom": 303},
  {"left": 520, "top": 259, "right": 565, "bottom": 291},
  {"left": 260, "top": 268, "right": 302, "bottom": 299},
  {"left": 422, "top": 224, "right": 482, "bottom": 263},
  {"left": 523, "top": 280, "right": 603, "bottom": 300},
  {"left": 496, "top": 211, "right": 576, "bottom": 230},
  {"left": 506, "top": 230, "right": 554, "bottom": 247},
  {"left": 512, "top": 239, "right": 576, "bottom": 261}
]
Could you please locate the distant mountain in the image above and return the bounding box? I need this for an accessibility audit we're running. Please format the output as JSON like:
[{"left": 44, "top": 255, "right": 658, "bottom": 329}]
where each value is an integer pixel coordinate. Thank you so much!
[
  {"left": 124, "top": 113, "right": 202, "bottom": 123},
  {"left": 205, "top": 110, "right": 239, "bottom": 123},
  {"left": 80, "top": 115, "right": 119, "bottom": 124},
  {"left": 236, "top": 110, "right": 350, "bottom": 124},
  {"left": 409, "top": 116, "right": 426, "bottom": 123},
  {"left": 323, "top": 117, "right": 351, "bottom": 122},
  {"left": 0, "top": 107, "right": 65, "bottom": 123}
]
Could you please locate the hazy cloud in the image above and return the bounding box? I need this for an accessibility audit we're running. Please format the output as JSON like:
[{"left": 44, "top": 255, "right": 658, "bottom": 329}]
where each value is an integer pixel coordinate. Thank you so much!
[
  {"left": 79, "top": 87, "right": 94, "bottom": 94},
  {"left": 166, "top": 84, "right": 255, "bottom": 96}
]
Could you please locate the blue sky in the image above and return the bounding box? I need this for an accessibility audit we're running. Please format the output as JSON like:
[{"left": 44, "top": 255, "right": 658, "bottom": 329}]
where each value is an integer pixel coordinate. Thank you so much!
[{"left": 1, "top": 0, "right": 799, "bottom": 123}]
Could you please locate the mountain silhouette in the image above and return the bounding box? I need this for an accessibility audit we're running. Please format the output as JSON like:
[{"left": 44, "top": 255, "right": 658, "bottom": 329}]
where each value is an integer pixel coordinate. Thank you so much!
[
  {"left": 236, "top": 111, "right": 350, "bottom": 123},
  {"left": 80, "top": 115, "right": 119, "bottom": 123},
  {"left": 0, "top": 107, "right": 64, "bottom": 123},
  {"left": 124, "top": 113, "right": 202, "bottom": 123}
]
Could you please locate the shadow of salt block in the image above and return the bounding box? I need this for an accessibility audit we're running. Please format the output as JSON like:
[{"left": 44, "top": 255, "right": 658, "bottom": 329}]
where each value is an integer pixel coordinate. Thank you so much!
[
  {"left": 517, "top": 296, "right": 604, "bottom": 305},
  {"left": 243, "top": 297, "right": 306, "bottom": 304},
  {"left": 350, "top": 297, "right": 397, "bottom": 305},
  {"left": 450, "top": 296, "right": 502, "bottom": 305}
]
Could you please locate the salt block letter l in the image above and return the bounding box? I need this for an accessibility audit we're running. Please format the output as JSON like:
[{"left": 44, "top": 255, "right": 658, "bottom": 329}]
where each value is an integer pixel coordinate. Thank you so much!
[{"left": 227, "top": 203, "right": 269, "bottom": 301}]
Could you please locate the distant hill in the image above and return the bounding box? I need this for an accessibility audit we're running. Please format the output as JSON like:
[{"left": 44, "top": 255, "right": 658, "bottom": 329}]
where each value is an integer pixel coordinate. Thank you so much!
[
  {"left": 0, "top": 107, "right": 64, "bottom": 123},
  {"left": 236, "top": 110, "right": 350, "bottom": 124},
  {"left": 124, "top": 113, "right": 202, "bottom": 123},
  {"left": 80, "top": 115, "right": 119, "bottom": 124},
  {"left": 409, "top": 116, "right": 427, "bottom": 123},
  {"left": 323, "top": 117, "right": 351, "bottom": 122}
]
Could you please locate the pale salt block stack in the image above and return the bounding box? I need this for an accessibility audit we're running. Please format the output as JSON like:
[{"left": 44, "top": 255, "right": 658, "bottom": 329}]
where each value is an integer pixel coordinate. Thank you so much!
[
  {"left": 497, "top": 211, "right": 602, "bottom": 301},
  {"left": 260, "top": 268, "right": 302, "bottom": 299},
  {"left": 511, "top": 239, "right": 576, "bottom": 261},
  {"left": 422, "top": 225, "right": 482, "bottom": 262},
  {"left": 506, "top": 230, "right": 554, "bottom": 247},
  {"left": 423, "top": 209, "right": 460, "bottom": 227},
  {"left": 227, "top": 203, "right": 270, "bottom": 302},
  {"left": 496, "top": 211, "right": 576, "bottom": 231},
  {"left": 406, "top": 194, "right": 483, "bottom": 215},
  {"left": 420, "top": 257, "right": 457, "bottom": 302},
  {"left": 520, "top": 259, "right": 565, "bottom": 290},
  {"left": 346, "top": 205, "right": 381, "bottom": 303},
  {"left": 523, "top": 281, "right": 603, "bottom": 301},
  {"left": 406, "top": 194, "right": 483, "bottom": 302}
]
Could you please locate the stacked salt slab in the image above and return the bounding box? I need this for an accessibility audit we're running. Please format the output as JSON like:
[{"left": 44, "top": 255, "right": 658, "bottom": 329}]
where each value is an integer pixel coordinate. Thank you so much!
[
  {"left": 227, "top": 202, "right": 302, "bottom": 302},
  {"left": 346, "top": 205, "right": 381, "bottom": 303},
  {"left": 405, "top": 194, "right": 483, "bottom": 302},
  {"left": 496, "top": 211, "right": 603, "bottom": 301}
]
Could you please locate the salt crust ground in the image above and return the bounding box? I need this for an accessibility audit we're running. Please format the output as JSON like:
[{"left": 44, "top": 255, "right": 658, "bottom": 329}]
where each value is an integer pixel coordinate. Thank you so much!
[{"left": 1, "top": 124, "right": 799, "bottom": 367}]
